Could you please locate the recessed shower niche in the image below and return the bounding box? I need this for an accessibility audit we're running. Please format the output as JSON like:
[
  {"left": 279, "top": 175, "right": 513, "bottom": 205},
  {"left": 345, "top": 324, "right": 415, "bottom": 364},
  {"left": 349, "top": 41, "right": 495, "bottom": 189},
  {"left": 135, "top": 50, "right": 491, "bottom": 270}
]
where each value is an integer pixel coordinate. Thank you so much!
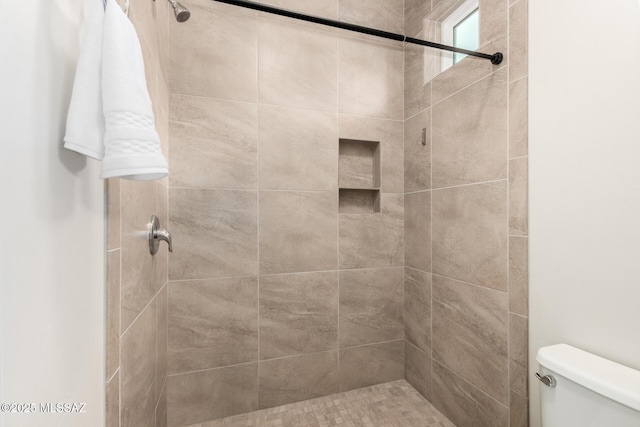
[{"left": 338, "top": 138, "right": 381, "bottom": 213}]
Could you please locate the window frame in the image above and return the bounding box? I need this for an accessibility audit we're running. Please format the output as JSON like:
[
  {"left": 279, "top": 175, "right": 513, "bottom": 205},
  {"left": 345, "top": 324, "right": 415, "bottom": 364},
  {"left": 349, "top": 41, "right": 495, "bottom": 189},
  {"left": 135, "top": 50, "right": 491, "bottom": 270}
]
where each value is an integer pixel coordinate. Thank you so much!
[{"left": 440, "top": 0, "right": 480, "bottom": 72}]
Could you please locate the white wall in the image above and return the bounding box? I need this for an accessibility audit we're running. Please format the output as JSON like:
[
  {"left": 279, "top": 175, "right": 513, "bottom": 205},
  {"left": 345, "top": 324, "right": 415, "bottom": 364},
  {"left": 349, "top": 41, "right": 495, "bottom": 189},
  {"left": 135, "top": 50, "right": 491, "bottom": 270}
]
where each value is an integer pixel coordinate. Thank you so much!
[
  {"left": 0, "top": 0, "right": 105, "bottom": 426},
  {"left": 529, "top": 1, "right": 640, "bottom": 426}
]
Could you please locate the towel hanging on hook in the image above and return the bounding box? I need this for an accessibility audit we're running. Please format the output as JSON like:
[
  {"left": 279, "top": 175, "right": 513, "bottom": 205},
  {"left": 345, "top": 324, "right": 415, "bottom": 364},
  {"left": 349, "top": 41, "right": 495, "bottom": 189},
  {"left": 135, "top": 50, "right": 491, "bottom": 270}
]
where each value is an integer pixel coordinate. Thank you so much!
[{"left": 64, "top": 0, "right": 168, "bottom": 180}]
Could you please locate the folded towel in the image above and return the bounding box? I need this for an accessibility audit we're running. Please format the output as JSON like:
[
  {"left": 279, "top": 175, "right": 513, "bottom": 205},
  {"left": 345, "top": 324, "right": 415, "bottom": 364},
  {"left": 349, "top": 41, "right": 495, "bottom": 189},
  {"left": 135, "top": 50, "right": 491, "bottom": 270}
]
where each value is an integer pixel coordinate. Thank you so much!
[
  {"left": 63, "top": 0, "right": 105, "bottom": 159},
  {"left": 100, "top": 0, "right": 167, "bottom": 180},
  {"left": 64, "top": 0, "right": 168, "bottom": 181}
]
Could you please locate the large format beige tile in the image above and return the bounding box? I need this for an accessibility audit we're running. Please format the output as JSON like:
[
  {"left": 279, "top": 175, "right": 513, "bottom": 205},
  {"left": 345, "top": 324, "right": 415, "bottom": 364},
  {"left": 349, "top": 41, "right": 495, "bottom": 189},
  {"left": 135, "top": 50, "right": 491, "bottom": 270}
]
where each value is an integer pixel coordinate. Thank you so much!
[
  {"left": 120, "top": 180, "right": 157, "bottom": 332},
  {"left": 259, "top": 351, "right": 339, "bottom": 409},
  {"left": 405, "top": 0, "right": 432, "bottom": 37},
  {"left": 259, "top": 17, "right": 337, "bottom": 111},
  {"left": 432, "top": 182, "right": 508, "bottom": 291},
  {"left": 432, "top": 68, "right": 508, "bottom": 188},
  {"left": 260, "top": 272, "right": 338, "bottom": 359},
  {"left": 432, "top": 362, "right": 509, "bottom": 427},
  {"left": 339, "top": 268, "right": 403, "bottom": 347},
  {"left": 106, "top": 178, "right": 120, "bottom": 250},
  {"left": 509, "top": 77, "right": 528, "bottom": 158},
  {"left": 258, "top": 0, "right": 338, "bottom": 19},
  {"left": 156, "top": 382, "right": 167, "bottom": 427},
  {"left": 479, "top": 0, "right": 508, "bottom": 46},
  {"left": 510, "top": 390, "right": 529, "bottom": 427},
  {"left": 510, "top": 313, "right": 528, "bottom": 396},
  {"left": 509, "top": 157, "right": 528, "bottom": 235},
  {"left": 431, "top": 37, "right": 507, "bottom": 105},
  {"left": 404, "top": 191, "right": 431, "bottom": 272},
  {"left": 339, "top": 193, "right": 403, "bottom": 269},
  {"left": 169, "top": 189, "right": 257, "bottom": 280},
  {"left": 404, "top": 42, "right": 432, "bottom": 119},
  {"left": 339, "top": 37, "right": 404, "bottom": 120},
  {"left": 169, "top": 95, "right": 258, "bottom": 189},
  {"left": 432, "top": 275, "right": 509, "bottom": 404},
  {"left": 339, "top": 0, "right": 404, "bottom": 34},
  {"left": 106, "top": 250, "right": 120, "bottom": 380},
  {"left": 509, "top": 236, "right": 528, "bottom": 316},
  {"left": 129, "top": 0, "right": 158, "bottom": 53},
  {"left": 155, "top": 183, "right": 168, "bottom": 290},
  {"left": 259, "top": 191, "right": 338, "bottom": 274},
  {"left": 404, "top": 268, "right": 431, "bottom": 353},
  {"left": 106, "top": 372, "right": 119, "bottom": 427},
  {"left": 168, "top": 277, "right": 258, "bottom": 374},
  {"left": 157, "top": 0, "right": 170, "bottom": 80},
  {"left": 157, "top": 76, "right": 170, "bottom": 181},
  {"left": 404, "top": 109, "right": 431, "bottom": 192},
  {"left": 405, "top": 341, "right": 432, "bottom": 401},
  {"left": 121, "top": 301, "right": 157, "bottom": 427},
  {"left": 339, "top": 340, "right": 404, "bottom": 392},
  {"left": 169, "top": 0, "right": 257, "bottom": 101},
  {"left": 156, "top": 286, "right": 167, "bottom": 398},
  {"left": 339, "top": 115, "right": 404, "bottom": 193},
  {"left": 509, "top": 0, "right": 528, "bottom": 81},
  {"left": 259, "top": 105, "right": 338, "bottom": 191},
  {"left": 167, "top": 363, "right": 258, "bottom": 427},
  {"left": 137, "top": 9, "right": 159, "bottom": 114}
]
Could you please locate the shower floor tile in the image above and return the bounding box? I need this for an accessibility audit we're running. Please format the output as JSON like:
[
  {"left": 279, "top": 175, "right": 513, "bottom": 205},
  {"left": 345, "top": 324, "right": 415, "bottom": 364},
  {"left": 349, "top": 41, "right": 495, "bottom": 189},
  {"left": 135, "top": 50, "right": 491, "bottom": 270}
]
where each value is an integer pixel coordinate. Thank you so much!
[{"left": 184, "top": 380, "right": 455, "bottom": 427}]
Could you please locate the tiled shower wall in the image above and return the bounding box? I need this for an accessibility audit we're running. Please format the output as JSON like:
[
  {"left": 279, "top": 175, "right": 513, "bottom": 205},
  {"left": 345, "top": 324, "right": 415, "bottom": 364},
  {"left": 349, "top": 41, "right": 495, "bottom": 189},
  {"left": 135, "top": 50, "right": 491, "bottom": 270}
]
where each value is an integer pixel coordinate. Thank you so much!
[
  {"left": 106, "top": 0, "right": 171, "bottom": 426},
  {"left": 402, "top": 0, "right": 529, "bottom": 426},
  {"left": 164, "top": 0, "right": 406, "bottom": 425}
]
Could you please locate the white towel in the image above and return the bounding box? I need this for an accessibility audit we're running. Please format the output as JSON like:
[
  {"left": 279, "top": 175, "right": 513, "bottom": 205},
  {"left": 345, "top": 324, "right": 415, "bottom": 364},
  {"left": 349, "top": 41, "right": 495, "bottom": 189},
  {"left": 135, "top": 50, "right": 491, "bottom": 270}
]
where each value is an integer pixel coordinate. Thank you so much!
[
  {"left": 64, "top": 0, "right": 168, "bottom": 181},
  {"left": 63, "top": 0, "right": 105, "bottom": 159}
]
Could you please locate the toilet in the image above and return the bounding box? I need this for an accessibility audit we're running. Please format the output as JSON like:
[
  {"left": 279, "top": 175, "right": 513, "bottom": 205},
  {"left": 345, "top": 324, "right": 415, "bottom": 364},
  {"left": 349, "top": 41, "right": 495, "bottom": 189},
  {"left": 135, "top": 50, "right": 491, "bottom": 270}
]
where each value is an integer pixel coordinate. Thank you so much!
[{"left": 536, "top": 344, "right": 640, "bottom": 426}]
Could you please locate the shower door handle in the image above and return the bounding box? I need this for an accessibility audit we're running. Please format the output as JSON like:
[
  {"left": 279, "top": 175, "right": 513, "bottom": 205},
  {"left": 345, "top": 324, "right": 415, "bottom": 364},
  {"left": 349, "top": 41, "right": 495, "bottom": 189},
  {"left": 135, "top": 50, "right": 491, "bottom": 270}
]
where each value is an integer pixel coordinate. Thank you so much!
[{"left": 148, "top": 215, "right": 173, "bottom": 255}]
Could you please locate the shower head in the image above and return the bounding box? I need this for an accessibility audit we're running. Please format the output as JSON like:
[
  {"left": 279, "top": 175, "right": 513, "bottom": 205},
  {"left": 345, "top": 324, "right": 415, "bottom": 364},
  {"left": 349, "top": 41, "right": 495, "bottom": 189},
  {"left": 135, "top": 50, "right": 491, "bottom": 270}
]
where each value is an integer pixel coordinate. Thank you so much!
[{"left": 168, "top": 0, "right": 191, "bottom": 22}]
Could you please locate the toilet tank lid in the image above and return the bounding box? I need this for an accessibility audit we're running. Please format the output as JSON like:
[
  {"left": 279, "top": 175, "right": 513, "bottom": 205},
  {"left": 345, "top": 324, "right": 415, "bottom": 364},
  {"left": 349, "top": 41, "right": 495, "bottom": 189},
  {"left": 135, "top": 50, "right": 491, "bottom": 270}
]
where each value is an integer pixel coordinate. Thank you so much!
[{"left": 536, "top": 344, "right": 640, "bottom": 412}]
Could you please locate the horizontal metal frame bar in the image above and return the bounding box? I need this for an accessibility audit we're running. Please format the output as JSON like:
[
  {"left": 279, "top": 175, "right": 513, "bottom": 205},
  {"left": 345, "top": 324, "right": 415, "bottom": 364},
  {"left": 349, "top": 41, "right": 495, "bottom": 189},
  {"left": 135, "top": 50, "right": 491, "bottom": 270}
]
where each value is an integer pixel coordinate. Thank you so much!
[{"left": 210, "top": 0, "right": 503, "bottom": 64}]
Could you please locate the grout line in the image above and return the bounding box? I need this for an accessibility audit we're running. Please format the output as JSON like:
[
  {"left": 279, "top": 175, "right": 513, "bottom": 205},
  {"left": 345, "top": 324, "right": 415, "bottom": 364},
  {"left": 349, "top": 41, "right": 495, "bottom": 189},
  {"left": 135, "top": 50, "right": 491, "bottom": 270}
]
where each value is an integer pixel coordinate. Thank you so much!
[
  {"left": 336, "top": 19, "right": 342, "bottom": 387},
  {"left": 167, "top": 360, "right": 259, "bottom": 378},
  {"left": 120, "top": 282, "right": 166, "bottom": 340},
  {"left": 429, "top": 178, "right": 508, "bottom": 192},
  {"left": 256, "top": 14, "right": 262, "bottom": 387},
  {"left": 167, "top": 338, "right": 405, "bottom": 380},
  {"left": 510, "top": 73, "right": 527, "bottom": 85},
  {"left": 509, "top": 312, "right": 528, "bottom": 320},
  {"left": 429, "top": 79, "right": 434, "bottom": 398},
  {"left": 117, "top": 201, "right": 122, "bottom": 427},
  {"left": 432, "top": 359, "right": 510, "bottom": 409},
  {"left": 167, "top": 265, "right": 406, "bottom": 285},
  {"left": 432, "top": 64, "right": 507, "bottom": 108},
  {"left": 431, "top": 273, "right": 509, "bottom": 295},
  {"left": 168, "top": 91, "right": 405, "bottom": 124},
  {"left": 106, "top": 366, "right": 120, "bottom": 384},
  {"left": 405, "top": 339, "right": 430, "bottom": 358},
  {"left": 507, "top": 0, "right": 513, "bottom": 415}
]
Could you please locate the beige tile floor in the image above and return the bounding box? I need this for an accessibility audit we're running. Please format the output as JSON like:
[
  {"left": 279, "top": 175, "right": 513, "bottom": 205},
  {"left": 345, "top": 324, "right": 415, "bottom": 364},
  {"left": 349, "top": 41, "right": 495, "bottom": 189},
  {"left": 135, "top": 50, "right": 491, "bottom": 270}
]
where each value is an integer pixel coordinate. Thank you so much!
[{"left": 185, "top": 380, "right": 455, "bottom": 427}]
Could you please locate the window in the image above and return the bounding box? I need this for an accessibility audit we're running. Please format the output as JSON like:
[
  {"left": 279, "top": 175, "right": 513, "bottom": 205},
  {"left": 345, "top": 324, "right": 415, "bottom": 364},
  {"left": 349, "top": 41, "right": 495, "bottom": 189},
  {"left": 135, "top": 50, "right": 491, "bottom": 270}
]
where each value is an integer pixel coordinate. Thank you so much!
[{"left": 441, "top": 0, "right": 479, "bottom": 71}]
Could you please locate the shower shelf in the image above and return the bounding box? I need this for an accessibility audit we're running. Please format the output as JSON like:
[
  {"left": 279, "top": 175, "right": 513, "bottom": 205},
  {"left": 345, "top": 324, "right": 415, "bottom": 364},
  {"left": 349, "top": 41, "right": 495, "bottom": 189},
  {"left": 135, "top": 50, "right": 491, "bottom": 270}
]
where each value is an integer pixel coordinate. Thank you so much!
[
  {"left": 339, "top": 188, "right": 380, "bottom": 214},
  {"left": 338, "top": 138, "right": 381, "bottom": 214}
]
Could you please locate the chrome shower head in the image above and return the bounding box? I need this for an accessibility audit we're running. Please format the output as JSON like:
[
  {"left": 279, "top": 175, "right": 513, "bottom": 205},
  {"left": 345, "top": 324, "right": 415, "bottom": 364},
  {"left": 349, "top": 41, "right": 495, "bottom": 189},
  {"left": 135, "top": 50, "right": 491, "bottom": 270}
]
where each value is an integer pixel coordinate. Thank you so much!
[{"left": 168, "top": 0, "right": 191, "bottom": 22}]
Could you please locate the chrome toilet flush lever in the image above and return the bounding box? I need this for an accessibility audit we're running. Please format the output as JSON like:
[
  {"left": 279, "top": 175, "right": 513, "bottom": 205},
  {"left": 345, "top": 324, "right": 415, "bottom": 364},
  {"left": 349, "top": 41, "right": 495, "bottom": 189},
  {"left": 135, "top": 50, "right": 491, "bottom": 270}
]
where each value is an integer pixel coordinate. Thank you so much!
[
  {"left": 535, "top": 372, "right": 556, "bottom": 387},
  {"left": 148, "top": 215, "right": 173, "bottom": 255}
]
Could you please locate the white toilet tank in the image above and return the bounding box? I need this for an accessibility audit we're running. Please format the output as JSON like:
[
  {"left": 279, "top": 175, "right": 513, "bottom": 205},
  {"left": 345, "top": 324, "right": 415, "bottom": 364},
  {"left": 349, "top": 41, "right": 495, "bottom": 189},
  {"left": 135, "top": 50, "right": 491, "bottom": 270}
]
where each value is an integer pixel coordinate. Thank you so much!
[{"left": 536, "top": 344, "right": 640, "bottom": 427}]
